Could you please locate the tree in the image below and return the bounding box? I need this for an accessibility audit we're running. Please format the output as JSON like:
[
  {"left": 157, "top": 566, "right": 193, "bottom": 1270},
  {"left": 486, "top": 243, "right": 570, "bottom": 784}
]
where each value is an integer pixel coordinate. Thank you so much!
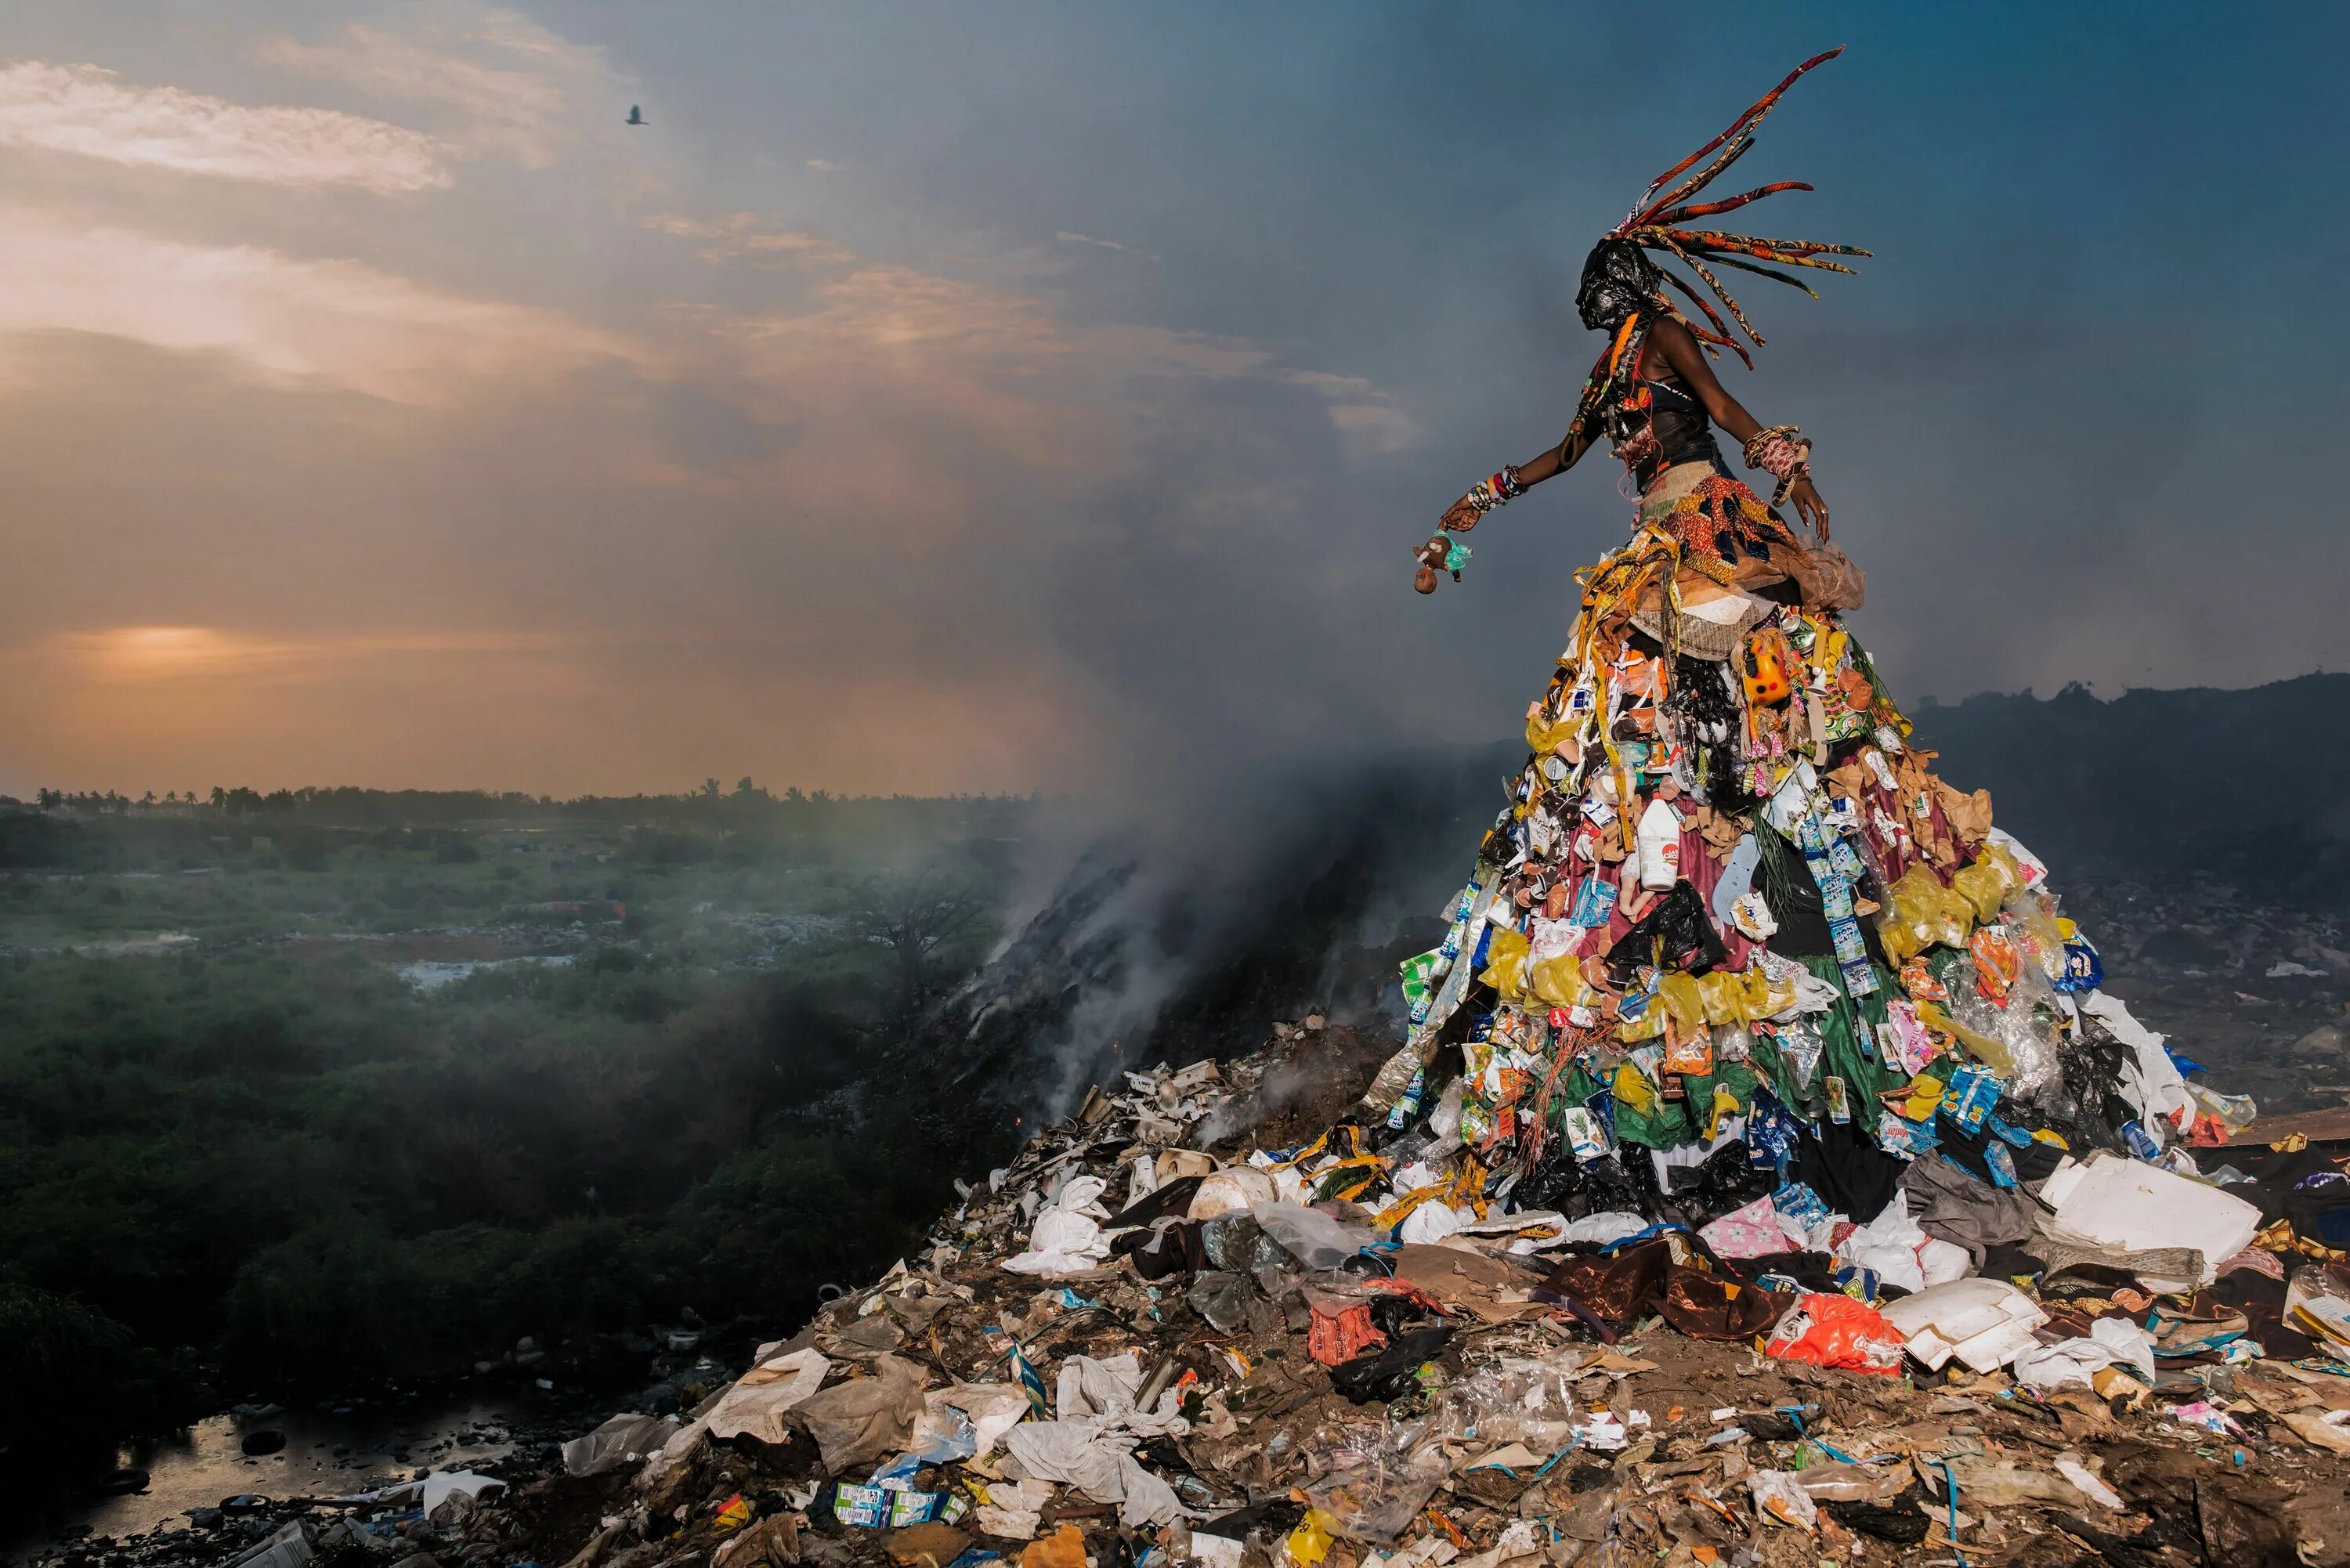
[{"left": 852, "top": 865, "right": 991, "bottom": 1015}]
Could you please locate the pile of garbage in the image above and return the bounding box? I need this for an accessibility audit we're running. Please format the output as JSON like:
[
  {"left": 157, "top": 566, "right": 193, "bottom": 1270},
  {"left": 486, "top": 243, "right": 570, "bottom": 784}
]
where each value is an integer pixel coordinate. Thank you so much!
[{"left": 149, "top": 1005, "right": 2350, "bottom": 1568}]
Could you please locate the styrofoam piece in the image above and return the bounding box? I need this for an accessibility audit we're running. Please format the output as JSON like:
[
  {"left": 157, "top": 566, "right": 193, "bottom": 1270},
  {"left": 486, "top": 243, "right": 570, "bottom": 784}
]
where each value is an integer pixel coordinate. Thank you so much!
[
  {"left": 2040, "top": 1151, "right": 2261, "bottom": 1286},
  {"left": 1878, "top": 1277, "right": 2048, "bottom": 1373}
]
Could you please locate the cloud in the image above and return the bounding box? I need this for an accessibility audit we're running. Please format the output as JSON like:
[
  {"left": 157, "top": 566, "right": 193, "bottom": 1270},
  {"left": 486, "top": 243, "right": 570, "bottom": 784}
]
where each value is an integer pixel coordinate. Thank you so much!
[
  {"left": 695, "top": 262, "right": 1277, "bottom": 489},
  {"left": 0, "top": 204, "right": 641, "bottom": 405},
  {"left": 0, "top": 61, "right": 453, "bottom": 192},
  {"left": 1056, "top": 229, "right": 1156, "bottom": 261},
  {"left": 805, "top": 157, "right": 846, "bottom": 173},
  {"left": 1283, "top": 370, "right": 1419, "bottom": 454},
  {"left": 255, "top": 6, "right": 620, "bottom": 167},
  {"left": 686, "top": 257, "right": 1401, "bottom": 465},
  {"left": 34, "top": 625, "right": 568, "bottom": 685},
  {"left": 640, "top": 211, "right": 855, "bottom": 269}
]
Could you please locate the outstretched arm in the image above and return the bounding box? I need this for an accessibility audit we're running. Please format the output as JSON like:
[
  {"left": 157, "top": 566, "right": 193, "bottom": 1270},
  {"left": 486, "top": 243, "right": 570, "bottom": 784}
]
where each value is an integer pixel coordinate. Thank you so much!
[
  {"left": 1647, "top": 317, "right": 1830, "bottom": 538},
  {"left": 1437, "top": 440, "right": 1571, "bottom": 533}
]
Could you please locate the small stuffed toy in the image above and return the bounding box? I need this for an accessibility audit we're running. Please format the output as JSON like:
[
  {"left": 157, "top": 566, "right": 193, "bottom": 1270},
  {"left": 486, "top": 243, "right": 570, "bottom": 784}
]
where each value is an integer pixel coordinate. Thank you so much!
[{"left": 1412, "top": 534, "right": 1471, "bottom": 594}]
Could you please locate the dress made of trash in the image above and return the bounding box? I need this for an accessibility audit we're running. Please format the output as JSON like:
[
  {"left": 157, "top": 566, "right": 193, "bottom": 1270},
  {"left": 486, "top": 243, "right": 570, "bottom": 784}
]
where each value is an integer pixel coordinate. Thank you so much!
[{"left": 1367, "top": 64, "right": 2269, "bottom": 1333}]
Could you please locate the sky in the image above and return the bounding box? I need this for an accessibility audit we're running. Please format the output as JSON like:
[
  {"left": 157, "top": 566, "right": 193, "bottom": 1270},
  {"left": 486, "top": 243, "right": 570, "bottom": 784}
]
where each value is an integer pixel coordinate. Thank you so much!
[{"left": 2, "top": 2, "right": 2345, "bottom": 800}]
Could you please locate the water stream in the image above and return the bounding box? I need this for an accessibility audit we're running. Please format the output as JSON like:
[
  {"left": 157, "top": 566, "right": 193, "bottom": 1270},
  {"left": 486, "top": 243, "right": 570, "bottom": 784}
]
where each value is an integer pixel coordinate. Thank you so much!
[{"left": 9, "top": 1393, "right": 574, "bottom": 1563}]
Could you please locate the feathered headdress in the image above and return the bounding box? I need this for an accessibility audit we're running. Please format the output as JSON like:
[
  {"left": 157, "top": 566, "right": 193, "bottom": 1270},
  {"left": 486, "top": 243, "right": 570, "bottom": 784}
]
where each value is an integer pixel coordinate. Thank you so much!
[{"left": 1555, "top": 49, "right": 1866, "bottom": 471}]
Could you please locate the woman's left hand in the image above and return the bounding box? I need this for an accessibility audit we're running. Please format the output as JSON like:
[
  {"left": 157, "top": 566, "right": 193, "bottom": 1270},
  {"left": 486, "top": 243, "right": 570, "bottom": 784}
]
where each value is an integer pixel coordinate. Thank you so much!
[
  {"left": 1788, "top": 474, "right": 1830, "bottom": 541},
  {"left": 1439, "top": 493, "right": 1483, "bottom": 533}
]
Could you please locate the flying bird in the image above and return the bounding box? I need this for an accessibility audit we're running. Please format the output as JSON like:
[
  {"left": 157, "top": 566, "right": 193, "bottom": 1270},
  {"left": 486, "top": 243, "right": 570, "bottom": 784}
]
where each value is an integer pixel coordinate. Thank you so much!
[{"left": 625, "top": 105, "right": 646, "bottom": 126}]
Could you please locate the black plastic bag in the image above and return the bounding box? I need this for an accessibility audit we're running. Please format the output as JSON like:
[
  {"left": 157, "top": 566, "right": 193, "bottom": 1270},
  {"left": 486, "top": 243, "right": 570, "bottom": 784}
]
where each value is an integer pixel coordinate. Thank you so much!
[{"left": 1604, "top": 880, "right": 1727, "bottom": 987}]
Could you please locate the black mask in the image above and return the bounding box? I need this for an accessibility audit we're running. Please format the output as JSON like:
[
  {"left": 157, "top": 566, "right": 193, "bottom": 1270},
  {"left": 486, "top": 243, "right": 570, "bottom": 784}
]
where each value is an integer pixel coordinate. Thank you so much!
[{"left": 1576, "top": 239, "right": 1663, "bottom": 333}]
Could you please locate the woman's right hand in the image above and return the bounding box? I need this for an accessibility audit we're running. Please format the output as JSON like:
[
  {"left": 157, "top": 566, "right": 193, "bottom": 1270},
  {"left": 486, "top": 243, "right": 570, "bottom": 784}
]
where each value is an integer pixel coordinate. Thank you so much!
[
  {"left": 1439, "top": 494, "right": 1483, "bottom": 533},
  {"left": 1787, "top": 474, "right": 1830, "bottom": 541}
]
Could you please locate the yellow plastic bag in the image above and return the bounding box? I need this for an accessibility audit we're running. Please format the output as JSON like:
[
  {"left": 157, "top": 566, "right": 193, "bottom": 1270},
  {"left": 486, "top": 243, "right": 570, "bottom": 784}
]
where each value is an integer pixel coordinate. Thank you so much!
[
  {"left": 1479, "top": 926, "right": 1532, "bottom": 1002},
  {"left": 1613, "top": 1059, "right": 1660, "bottom": 1117},
  {"left": 1526, "top": 711, "right": 1582, "bottom": 757},
  {"left": 1528, "top": 952, "right": 1596, "bottom": 1011},
  {"left": 1916, "top": 999, "right": 2015, "bottom": 1076},
  {"left": 1950, "top": 844, "right": 2021, "bottom": 924},
  {"left": 1285, "top": 1510, "right": 1336, "bottom": 1567},
  {"left": 1654, "top": 970, "right": 1707, "bottom": 1047},
  {"left": 1878, "top": 865, "right": 1976, "bottom": 965},
  {"left": 1698, "top": 966, "right": 1786, "bottom": 1028}
]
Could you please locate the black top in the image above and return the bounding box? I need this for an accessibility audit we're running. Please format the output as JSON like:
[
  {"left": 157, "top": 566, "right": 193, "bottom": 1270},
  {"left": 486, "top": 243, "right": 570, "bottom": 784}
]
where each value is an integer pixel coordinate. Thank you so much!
[{"left": 1629, "top": 377, "right": 1727, "bottom": 492}]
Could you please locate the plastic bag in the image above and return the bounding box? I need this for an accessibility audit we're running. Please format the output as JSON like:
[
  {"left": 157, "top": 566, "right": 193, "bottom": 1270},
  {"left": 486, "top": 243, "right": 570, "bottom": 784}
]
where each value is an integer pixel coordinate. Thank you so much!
[
  {"left": 1777, "top": 540, "right": 1867, "bottom": 612},
  {"left": 1439, "top": 1357, "right": 1578, "bottom": 1451},
  {"left": 1877, "top": 866, "right": 1975, "bottom": 966},
  {"left": 1697, "top": 966, "right": 1783, "bottom": 1028},
  {"left": 1187, "top": 1271, "right": 1251, "bottom": 1334},
  {"left": 1527, "top": 952, "right": 1597, "bottom": 1011},
  {"left": 1950, "top": 845, "right": 2021, "bottom": 924},
  {"left": 1604, "top": 880, "right": 1726, "bottom": 987},
  {"left": 1249, "top": 1203, "right": 1383, "bottom": 1273},
  {"left": 1762, "top": 1292, "right": 1904, "bottom": 1375},
  {"left": 1478, "top": 926, "right": 1532, "bottom": 1001},
  {"left": 2188, "top": 1081, "right": 2258, "bottom": 1133},
  {"left": 1198, "top": 1212, "right": 1268, "bottom": 1273},
  {"left": 1300, "top": 1417, "right": 1453, "bottom": 1544},
  {"left": 1747, "top": 1469, "right": 1820, "bottom": 1530},
  {"left": 1654, "top": 971, "right": 1708, "bottom": 1057}
]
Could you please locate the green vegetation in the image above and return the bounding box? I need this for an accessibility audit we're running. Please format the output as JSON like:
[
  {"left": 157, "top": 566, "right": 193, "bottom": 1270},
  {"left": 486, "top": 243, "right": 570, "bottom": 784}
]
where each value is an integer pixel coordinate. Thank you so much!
[{"left": 0, "top": 786, "right": 1035, "bottom": 1479}]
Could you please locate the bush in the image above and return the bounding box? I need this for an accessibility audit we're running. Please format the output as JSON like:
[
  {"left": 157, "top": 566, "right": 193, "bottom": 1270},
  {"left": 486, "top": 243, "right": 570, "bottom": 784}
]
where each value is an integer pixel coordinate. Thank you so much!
[{"left": 0, "top": 1284, "right": 208, "bottom": 1479}]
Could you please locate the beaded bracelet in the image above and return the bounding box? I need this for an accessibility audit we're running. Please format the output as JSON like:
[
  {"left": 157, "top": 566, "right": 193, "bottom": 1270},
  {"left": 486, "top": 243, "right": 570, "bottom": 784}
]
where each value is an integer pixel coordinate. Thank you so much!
[{"left": 1463, "top": 464, "right": 1527, "bottom": 514}]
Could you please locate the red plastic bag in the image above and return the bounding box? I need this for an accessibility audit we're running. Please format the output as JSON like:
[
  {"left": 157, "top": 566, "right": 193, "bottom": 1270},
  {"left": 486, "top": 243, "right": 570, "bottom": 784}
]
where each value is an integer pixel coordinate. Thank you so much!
[{"left": 1762, "top": 1292, "right": 1904, "bottom": 1375}]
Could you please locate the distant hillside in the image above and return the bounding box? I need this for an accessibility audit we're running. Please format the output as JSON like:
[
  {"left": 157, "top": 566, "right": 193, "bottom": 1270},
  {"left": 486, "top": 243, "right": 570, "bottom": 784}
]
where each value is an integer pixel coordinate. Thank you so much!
[{"left": 1911, "top": 673, "right": 2350, "bottom": 905}]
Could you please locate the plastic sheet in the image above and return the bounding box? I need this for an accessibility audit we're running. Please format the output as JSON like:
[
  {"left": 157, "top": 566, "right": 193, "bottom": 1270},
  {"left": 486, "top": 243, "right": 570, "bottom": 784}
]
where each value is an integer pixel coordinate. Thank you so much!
[
  {"left": 1251, "top": 1202, "right": 1384, "bottom": 1272},
  {"left": 1300, "top": 1415, "right": 1455, "bottom": 1543}
]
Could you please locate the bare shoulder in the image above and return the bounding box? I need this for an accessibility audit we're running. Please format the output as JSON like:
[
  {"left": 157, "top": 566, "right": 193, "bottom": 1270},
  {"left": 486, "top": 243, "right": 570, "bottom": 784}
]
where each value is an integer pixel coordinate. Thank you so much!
[{"left": 1647, "top": 315, "right": 1702, "bottom": 365}]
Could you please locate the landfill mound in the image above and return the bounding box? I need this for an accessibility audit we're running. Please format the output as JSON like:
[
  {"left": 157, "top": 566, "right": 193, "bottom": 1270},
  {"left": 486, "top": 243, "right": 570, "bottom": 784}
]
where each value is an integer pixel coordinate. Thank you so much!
[{"left": 87, "top": 1017, "right": 2350, "bottom": 1568}]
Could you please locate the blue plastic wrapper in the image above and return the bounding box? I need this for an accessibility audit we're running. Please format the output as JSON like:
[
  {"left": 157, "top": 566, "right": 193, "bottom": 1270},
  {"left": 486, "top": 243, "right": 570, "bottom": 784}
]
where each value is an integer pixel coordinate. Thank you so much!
[
  {"left": 2053, "top": 934, "right": 2104, "bottom": 994},
  {"left": 1940, "top": 1064, "right": 2001, "bottom": 1133},
  {"left": 1746, "top": 1091, "right": 1804, "bottom": 1178},
  {"left": 1771, "top": 1181, "right": 1832, "bottom": 1230},
  {"left": 1571, "top": 873, "right": 1616, "bottom": 928},
  {"left": 832, "top": 1483, "right": 969, "bottom": 1529},
  {"left": 1983, "top": 1113, "right": 2035, "bottom": 1151},
  {"left": 1874, "top": 1110, "right": 1932, "bottom": 1158},
  {"left": 1010, "top": 1342, "right": 1051, "bottom": 1416}
]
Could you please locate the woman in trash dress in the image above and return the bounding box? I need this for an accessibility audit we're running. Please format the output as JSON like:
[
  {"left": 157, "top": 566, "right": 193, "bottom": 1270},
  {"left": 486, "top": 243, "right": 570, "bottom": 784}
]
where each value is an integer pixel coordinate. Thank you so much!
[{"left": 1376, "top": 51, "right": 2156, "bottom": 1230}]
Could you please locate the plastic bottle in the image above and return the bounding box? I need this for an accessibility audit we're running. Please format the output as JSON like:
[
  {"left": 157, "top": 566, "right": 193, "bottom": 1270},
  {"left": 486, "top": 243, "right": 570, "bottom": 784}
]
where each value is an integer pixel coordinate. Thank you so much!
[{"left": 1636, "top": 797, "right": 1683, "bottom": 890}]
